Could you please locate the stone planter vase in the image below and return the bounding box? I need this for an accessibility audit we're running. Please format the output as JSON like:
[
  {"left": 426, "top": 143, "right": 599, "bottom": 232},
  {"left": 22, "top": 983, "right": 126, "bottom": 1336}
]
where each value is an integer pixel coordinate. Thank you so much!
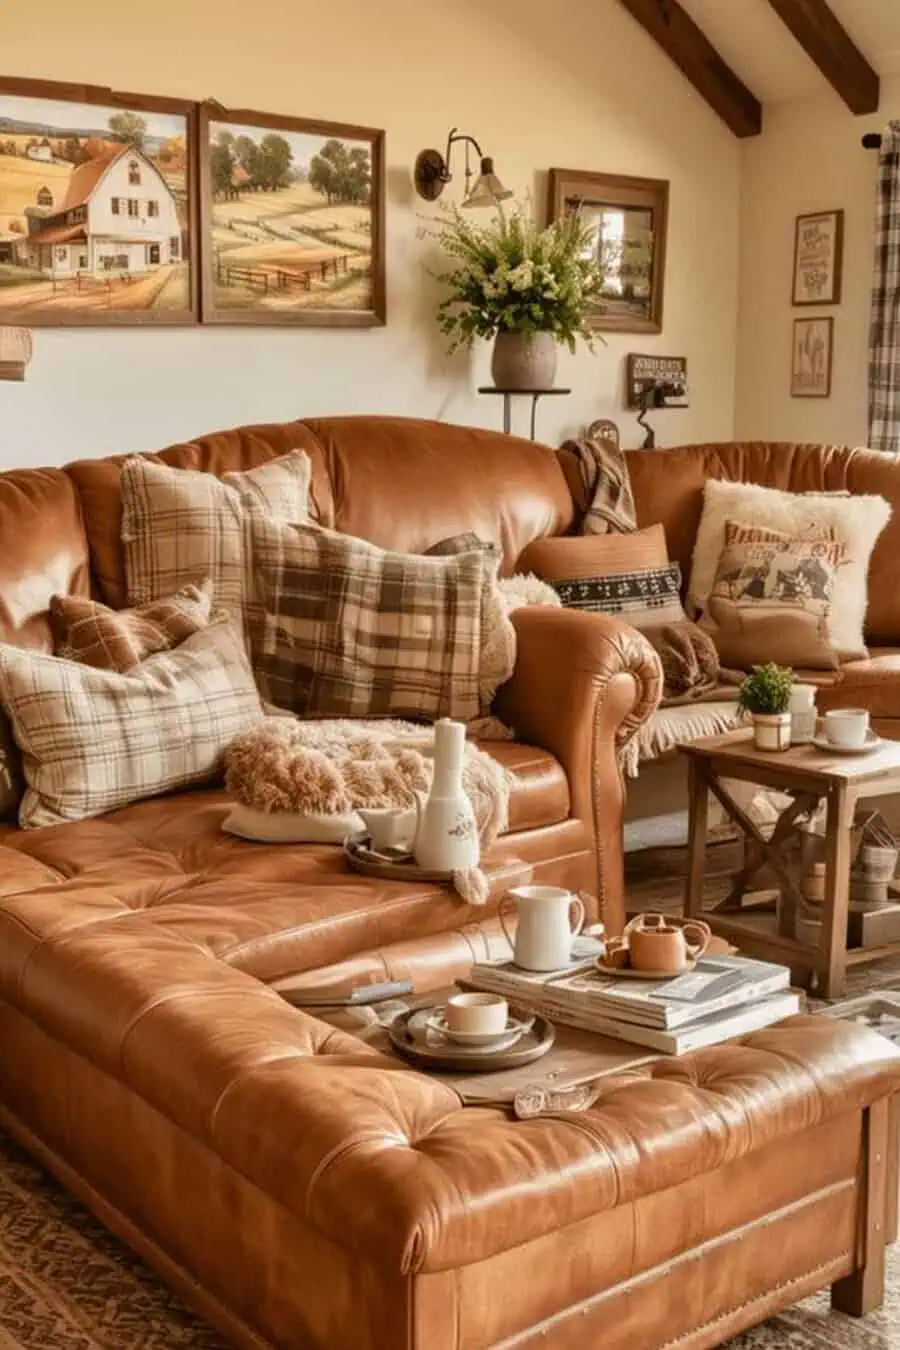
[{"left": 490, "top": 331, "right": 558, "bottom": 391}]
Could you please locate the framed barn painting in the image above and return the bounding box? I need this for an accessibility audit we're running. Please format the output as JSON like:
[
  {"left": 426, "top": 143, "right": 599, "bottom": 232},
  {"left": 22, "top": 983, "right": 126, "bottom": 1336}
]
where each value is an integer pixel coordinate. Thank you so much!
[
  {"left": 0, "top": 75, "right": 198, "bottom": 326},
  {"left": 198, "top": 103, "right": 385, "bottom": 326}
]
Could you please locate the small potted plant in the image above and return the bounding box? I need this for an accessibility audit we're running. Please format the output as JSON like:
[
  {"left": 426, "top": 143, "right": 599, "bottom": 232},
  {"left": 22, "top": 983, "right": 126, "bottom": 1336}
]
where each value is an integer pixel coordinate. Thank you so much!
[{"left": 738, "top": 664, "right": 795, "bottom": 752}]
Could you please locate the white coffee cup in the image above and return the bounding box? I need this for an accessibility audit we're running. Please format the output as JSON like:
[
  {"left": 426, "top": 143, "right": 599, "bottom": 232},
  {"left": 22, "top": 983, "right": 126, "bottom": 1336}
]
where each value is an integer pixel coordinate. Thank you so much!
[
  {"left": 445, "top": 992, "right": 508, "bottom": 1037},
  {"left": 357, "top": 806, "right": 417, "bottom": 852},
  {"left": 824, "top": 708, "right": 870, "bottom": 750}
]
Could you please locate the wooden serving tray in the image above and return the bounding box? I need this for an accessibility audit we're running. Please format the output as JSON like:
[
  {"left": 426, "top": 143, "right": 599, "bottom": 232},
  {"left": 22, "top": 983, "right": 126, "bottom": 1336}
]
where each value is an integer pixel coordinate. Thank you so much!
[{"left": 343, "top": 832, "right": 454, "bottom": 883}]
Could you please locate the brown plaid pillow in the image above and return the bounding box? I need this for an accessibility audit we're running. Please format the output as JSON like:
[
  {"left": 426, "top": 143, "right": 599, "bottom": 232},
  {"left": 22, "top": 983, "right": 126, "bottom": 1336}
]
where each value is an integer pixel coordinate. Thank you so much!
[
  {"left": 49, "top": 581, "right": 213, "bottom": 672},
  {"left": 248, "top": 517, "right": 508, "bottom": 720},
  {"left": 0, "top": 618, "right": 263, "bottom": 828},
  {"left": 122, "top": 451, "right": 311, "bottom": 635}
]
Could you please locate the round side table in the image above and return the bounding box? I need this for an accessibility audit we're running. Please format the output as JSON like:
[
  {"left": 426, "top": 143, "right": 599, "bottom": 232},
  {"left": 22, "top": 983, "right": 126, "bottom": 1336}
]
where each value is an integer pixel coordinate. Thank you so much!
[{"left": 477, "top": 387, "right": 571, "bottom": 440}]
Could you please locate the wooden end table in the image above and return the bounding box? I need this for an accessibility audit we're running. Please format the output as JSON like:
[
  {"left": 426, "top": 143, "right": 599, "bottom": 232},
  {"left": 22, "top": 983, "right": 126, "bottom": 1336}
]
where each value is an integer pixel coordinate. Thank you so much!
[{"left": 680, "top": 729, "right": 900, "bottom": 999}]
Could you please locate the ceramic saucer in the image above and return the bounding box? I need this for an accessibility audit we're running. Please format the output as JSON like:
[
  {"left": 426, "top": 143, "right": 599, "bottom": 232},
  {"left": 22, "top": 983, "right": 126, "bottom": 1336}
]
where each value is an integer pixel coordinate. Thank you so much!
[
  {"left": 811, "top": 730, "right": 882, "bottom": 757},
  {"left": 424, "top": 1012, "right": 534, "bottom": 1049}
]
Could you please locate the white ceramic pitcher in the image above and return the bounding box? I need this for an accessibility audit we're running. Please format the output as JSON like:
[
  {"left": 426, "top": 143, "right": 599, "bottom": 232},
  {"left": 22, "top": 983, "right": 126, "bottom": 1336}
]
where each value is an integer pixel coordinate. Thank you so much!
[{"left": 499, "top": 885, "right": 585, "bottom": 972}]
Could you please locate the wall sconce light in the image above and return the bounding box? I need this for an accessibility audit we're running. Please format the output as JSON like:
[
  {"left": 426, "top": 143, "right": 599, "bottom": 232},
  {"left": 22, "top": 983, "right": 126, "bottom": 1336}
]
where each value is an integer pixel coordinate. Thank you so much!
[
  {"left": 636, "top": 381, "right": 678, "bottom": 450},
  {"left": 414, "top": 128, "right": 512, "bottom": 209},
  {"left": 0, "top": 327, "right": 33, "bottom": 382}
]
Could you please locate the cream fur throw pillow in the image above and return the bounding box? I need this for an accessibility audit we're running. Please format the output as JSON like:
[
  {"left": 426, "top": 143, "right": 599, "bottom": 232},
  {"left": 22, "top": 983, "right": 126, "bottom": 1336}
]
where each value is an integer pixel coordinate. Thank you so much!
[{"left": 687, "top": 480, "right": 891, "bottom": 658}]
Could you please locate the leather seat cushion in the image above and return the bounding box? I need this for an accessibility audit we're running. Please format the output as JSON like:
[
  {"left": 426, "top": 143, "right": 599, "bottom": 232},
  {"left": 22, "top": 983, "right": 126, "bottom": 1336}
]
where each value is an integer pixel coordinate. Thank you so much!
[
  {"left": 0, "top": 740, "right": 569, "bottom": 983},
  {"left": 816, "top": 648, "right": 900, "bottom": 720}
]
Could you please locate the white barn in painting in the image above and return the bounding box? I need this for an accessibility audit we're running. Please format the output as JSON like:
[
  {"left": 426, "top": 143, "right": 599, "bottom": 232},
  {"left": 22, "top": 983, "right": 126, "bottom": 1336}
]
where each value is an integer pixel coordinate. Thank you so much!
[{"left": 18, "top": 145, "right": 182, "bottom": 277}]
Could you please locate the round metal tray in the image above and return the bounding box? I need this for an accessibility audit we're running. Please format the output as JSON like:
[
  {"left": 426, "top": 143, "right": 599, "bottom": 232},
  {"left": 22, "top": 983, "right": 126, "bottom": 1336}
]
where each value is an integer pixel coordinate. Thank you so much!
[{"left": 387, "top": 1006, "right": 555, "bottom": 1074}]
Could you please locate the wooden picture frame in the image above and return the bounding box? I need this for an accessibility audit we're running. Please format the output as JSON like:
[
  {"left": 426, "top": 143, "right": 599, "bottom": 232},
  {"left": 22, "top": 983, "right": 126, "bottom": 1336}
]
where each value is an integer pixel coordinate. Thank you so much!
[
  {"left": 547, "top": 168, "right": 669, "bottom": 334},
  {"left": 0, "top": 74, "right": 198, "bottom": 326},
  {"left": 791, "top": 316, "right": 833, "bottom": 398},
  {"left": 792, "top": 209, "right": 844, "bottom": 306},
  {"left": 197, "top": 102, "right": 385, "bottom": 327}
]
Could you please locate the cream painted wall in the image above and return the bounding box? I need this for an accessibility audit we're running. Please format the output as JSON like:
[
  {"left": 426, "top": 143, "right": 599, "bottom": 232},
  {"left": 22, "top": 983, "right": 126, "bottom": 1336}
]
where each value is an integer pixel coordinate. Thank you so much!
[
  {"left": 1, "top": 0, "right": 741, "bottom": 467},
  {"left": 735, "top": 76, "right": 900, "bottom": 446}
]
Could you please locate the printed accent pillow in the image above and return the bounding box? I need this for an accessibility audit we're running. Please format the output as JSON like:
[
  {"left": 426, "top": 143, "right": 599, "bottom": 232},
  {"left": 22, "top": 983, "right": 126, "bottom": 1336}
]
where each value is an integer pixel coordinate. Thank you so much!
[
  {"left": 247, "top": 516, "right": 514, "bottom": 721},
  {"left": 700, "top": 521, "right": 848, "bottom": 671},
  {"left": 0, "top": 618, "right": 263, "bottom": 828},
  {"left": 49, "top": 581, "right": 212, "bottom": 672},
  {"left": 122, "top": 451, "right": 311, "bottom": 636},
  {"left": 687, "top": 479, "right": 891, "bottom": 658}
]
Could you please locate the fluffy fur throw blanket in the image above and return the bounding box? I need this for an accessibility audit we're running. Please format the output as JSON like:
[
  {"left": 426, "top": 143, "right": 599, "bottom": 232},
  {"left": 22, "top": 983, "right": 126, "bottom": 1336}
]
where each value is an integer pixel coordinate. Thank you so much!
[{"left": 225, "top": 717, "right": 512, "bottom": 849}]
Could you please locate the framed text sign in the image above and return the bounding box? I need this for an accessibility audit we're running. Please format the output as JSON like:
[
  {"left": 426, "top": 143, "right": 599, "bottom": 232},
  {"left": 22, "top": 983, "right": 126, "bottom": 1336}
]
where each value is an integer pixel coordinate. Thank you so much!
[{"left": 792, "top": 210, "right": 844, "bottom": 306}]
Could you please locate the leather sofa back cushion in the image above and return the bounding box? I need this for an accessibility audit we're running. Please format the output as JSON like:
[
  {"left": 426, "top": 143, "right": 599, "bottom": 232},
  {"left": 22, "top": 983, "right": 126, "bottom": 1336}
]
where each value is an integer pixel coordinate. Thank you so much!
[
  {"left": 67, "top": 416, "right": 573, "bottom": 607},
  {"left": 66, "top": 423, "right": 329, "bottom": 608},
  {"left": 0, "top": 617, "right": 263, "bottom": 828},
  {"left": 625, "top": 442, "right": 900, "bottom": 644}
]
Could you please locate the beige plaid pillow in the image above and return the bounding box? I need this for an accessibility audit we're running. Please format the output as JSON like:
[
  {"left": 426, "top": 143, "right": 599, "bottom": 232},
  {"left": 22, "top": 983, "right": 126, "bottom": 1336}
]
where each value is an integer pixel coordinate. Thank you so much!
[
  {"left": 248, "top": 516, "right": 512, "bottom": 721},
  {"left": 0, "top": 618, "right": 263, "bottom": 828},
  {"left": 122, "top": 451, "right": 311, "bottom": 633}
]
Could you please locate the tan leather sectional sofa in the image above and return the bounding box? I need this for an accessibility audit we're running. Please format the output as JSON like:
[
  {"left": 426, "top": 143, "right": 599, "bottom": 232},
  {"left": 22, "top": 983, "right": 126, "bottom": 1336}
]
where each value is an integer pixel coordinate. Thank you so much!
[{"left": 0, "top": 417, "right": 897, "bottom": 1350}]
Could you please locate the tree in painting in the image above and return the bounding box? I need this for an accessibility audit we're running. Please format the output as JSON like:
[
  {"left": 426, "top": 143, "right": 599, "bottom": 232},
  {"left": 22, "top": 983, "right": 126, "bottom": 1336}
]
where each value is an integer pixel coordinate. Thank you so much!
[{"left": 308, "top": 139, "right": 371, "bottom": 205}]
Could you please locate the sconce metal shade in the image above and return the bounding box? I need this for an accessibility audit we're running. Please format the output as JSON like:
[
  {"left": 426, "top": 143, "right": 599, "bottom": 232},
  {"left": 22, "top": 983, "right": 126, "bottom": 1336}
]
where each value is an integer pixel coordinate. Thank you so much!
[
  {"left": 462, "top": 158, "right": 513, "bottom": 209},
  {"left": 0, "top": 327, "right": 33, "bottom": 382},
  {"left": 414, "top": 148, "right": 449, "bottom": 202}
]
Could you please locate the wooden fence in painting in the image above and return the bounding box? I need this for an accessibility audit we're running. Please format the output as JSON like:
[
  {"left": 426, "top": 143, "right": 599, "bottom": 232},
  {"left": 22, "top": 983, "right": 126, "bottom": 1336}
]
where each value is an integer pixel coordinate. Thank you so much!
[
  {"left": 50, "top": 273, "right": 134, "bottom": 294},
  {"left": 216, "top": 253, "right": 351, "bottom": 295}
]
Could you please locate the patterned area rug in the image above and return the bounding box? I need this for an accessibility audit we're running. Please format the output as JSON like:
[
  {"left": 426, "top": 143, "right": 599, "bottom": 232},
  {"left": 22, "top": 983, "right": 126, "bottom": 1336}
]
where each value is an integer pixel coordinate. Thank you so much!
[{"left": 0, "top": 1126, "right": 897, "bottom": 1350}]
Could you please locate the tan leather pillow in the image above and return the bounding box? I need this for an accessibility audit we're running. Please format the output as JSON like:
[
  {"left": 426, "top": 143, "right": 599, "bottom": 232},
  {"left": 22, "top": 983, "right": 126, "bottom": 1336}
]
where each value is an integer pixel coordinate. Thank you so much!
[
  {"left": 49, "top": 582, "right": 212, "bottom": 673},
  {"left": 517, "top": 524, "right": 686, "bottom": 627},
  {"left": 700, "top": 521, "right": 848, "bottom": 671},
  {"left": 518, "top": 523, "right": 668, "bottom": 580}
]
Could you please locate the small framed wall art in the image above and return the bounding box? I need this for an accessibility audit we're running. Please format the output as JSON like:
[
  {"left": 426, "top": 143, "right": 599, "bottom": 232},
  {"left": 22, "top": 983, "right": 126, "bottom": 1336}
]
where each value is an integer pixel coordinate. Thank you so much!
[
  {"left": 547, "top": 168, "right": 669, "bottom": 334},
  {"left": 791, "top": 316, "right": 833, "bottom": 398},
  {"left": 626, "top": 353, "right": 688, "bottom": 408},
  {"left": 0, "top": 74, "right": 199, "bottom": 325},
  {"left": 792, "top": 209, "right": 843, "bottom": 306},
  {"left": 198, "top": 102, "right": 385, "bottom": 326}
]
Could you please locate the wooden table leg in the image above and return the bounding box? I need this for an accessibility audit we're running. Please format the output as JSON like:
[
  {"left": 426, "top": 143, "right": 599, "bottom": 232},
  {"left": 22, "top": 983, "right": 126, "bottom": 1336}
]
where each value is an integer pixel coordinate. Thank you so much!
[
  {"left": 684, "top": 757, "right": 708, "bottom": 920},
  {"left": 820, "top": 781, "right": 855, "bottom": 1000},
  {"left": 832, "top": 1098, "right": 889, "bottom": 1316}
]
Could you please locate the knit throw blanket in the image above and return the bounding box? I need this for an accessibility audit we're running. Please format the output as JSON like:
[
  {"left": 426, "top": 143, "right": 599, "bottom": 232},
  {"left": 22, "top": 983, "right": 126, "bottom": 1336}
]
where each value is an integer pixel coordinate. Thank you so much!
[
  {"left": 561, "top": 434, "right": 637, "bottom": 535},
  {"left": 225, "top": 717, "right": 512, "bottom": 904}
]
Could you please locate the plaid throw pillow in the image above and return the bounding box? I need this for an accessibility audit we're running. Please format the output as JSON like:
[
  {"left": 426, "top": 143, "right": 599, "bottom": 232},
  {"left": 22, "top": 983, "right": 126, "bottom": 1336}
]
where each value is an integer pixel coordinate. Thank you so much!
[
  {"left": 49, "top": 581, "right": 212, "bottom": 672},
  {"left": 248, "top": 516, "right": 509, "bottom": 720},
  {"left": 0, "top": 618, "right": 263, "bottom": 828},
  {"left": 122, "top": 451, "right": 311, "bottom": 634}
]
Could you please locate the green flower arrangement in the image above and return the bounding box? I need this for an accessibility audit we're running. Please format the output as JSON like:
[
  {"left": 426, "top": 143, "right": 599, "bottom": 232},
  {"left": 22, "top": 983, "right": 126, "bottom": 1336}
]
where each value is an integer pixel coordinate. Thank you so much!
[{"left": 429, "top": 205, "right": 606, "bottom": 354}]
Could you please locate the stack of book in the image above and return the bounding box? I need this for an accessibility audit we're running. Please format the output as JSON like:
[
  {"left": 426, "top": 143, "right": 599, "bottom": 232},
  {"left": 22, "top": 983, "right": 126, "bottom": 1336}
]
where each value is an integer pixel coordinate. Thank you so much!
[{"left": 468, "top": 953, "right": 800, "bottom": 1054}]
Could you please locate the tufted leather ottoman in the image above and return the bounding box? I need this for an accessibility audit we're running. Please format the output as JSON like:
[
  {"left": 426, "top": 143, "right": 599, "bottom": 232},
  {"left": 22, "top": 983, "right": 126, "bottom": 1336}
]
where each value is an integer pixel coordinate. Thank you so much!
[{"left": 0, "top": 864, "right": 898, "bottom": 1350}]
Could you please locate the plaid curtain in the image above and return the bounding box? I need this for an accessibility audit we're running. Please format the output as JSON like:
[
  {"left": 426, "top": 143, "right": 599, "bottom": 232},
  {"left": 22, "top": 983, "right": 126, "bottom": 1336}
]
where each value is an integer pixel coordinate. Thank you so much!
[{"left": 869, "top": 121, "right": 900, "bottom": 453}]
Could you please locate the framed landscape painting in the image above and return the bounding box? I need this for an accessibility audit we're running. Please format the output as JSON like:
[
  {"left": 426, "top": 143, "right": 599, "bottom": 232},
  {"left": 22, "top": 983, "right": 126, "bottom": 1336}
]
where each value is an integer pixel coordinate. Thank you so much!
[
  {"left": 0, "top": 75, "right": 198, "bottom": 325},
  {"left": 198, "top": 103, "right": 385, "bottom": 326}
]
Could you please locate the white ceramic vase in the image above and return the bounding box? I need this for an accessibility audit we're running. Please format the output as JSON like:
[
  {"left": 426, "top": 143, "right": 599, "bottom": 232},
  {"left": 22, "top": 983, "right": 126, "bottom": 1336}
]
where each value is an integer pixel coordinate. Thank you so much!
[{"left": 412, "top": 719, "right": 479, "bottom": 872}]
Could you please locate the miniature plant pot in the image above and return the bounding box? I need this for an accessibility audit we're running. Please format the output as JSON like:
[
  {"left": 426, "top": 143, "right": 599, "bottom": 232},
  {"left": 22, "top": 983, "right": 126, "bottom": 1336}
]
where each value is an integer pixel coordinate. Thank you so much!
[
  {"left": 859, "top": 844, "right": 899, "bottom": 883},
  {"left": 753, "top": 712, "right": 792, "bottom": 752}
]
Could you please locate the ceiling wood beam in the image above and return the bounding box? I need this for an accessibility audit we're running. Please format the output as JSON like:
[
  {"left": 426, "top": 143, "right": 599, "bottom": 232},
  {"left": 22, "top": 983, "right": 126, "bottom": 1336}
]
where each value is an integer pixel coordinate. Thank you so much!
[
  {"left": 618, "top": 0, "right": 762, "bottom": 138},
  {"left": 765, "top": 0, "right": 879, "bottom": 114}
]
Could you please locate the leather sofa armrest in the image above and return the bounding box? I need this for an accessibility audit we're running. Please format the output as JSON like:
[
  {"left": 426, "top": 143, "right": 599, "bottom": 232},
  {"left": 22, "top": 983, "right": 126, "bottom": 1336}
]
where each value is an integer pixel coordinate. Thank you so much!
[{"left": 494, "top": 607, "right": 662, "bottom": 932}]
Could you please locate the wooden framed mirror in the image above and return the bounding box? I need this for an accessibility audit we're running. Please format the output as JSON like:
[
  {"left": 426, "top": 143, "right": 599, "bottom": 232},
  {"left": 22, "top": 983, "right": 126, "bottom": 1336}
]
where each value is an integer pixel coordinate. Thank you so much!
[{"left": 548, "top": 168, "right": 669, "bottom": 334}]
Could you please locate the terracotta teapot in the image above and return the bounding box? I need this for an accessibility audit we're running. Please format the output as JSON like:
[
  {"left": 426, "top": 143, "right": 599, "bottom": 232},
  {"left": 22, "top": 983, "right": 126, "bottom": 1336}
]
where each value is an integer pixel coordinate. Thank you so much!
[{"left": 625, "top": 913, "right": 711, "bottom": 974}]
